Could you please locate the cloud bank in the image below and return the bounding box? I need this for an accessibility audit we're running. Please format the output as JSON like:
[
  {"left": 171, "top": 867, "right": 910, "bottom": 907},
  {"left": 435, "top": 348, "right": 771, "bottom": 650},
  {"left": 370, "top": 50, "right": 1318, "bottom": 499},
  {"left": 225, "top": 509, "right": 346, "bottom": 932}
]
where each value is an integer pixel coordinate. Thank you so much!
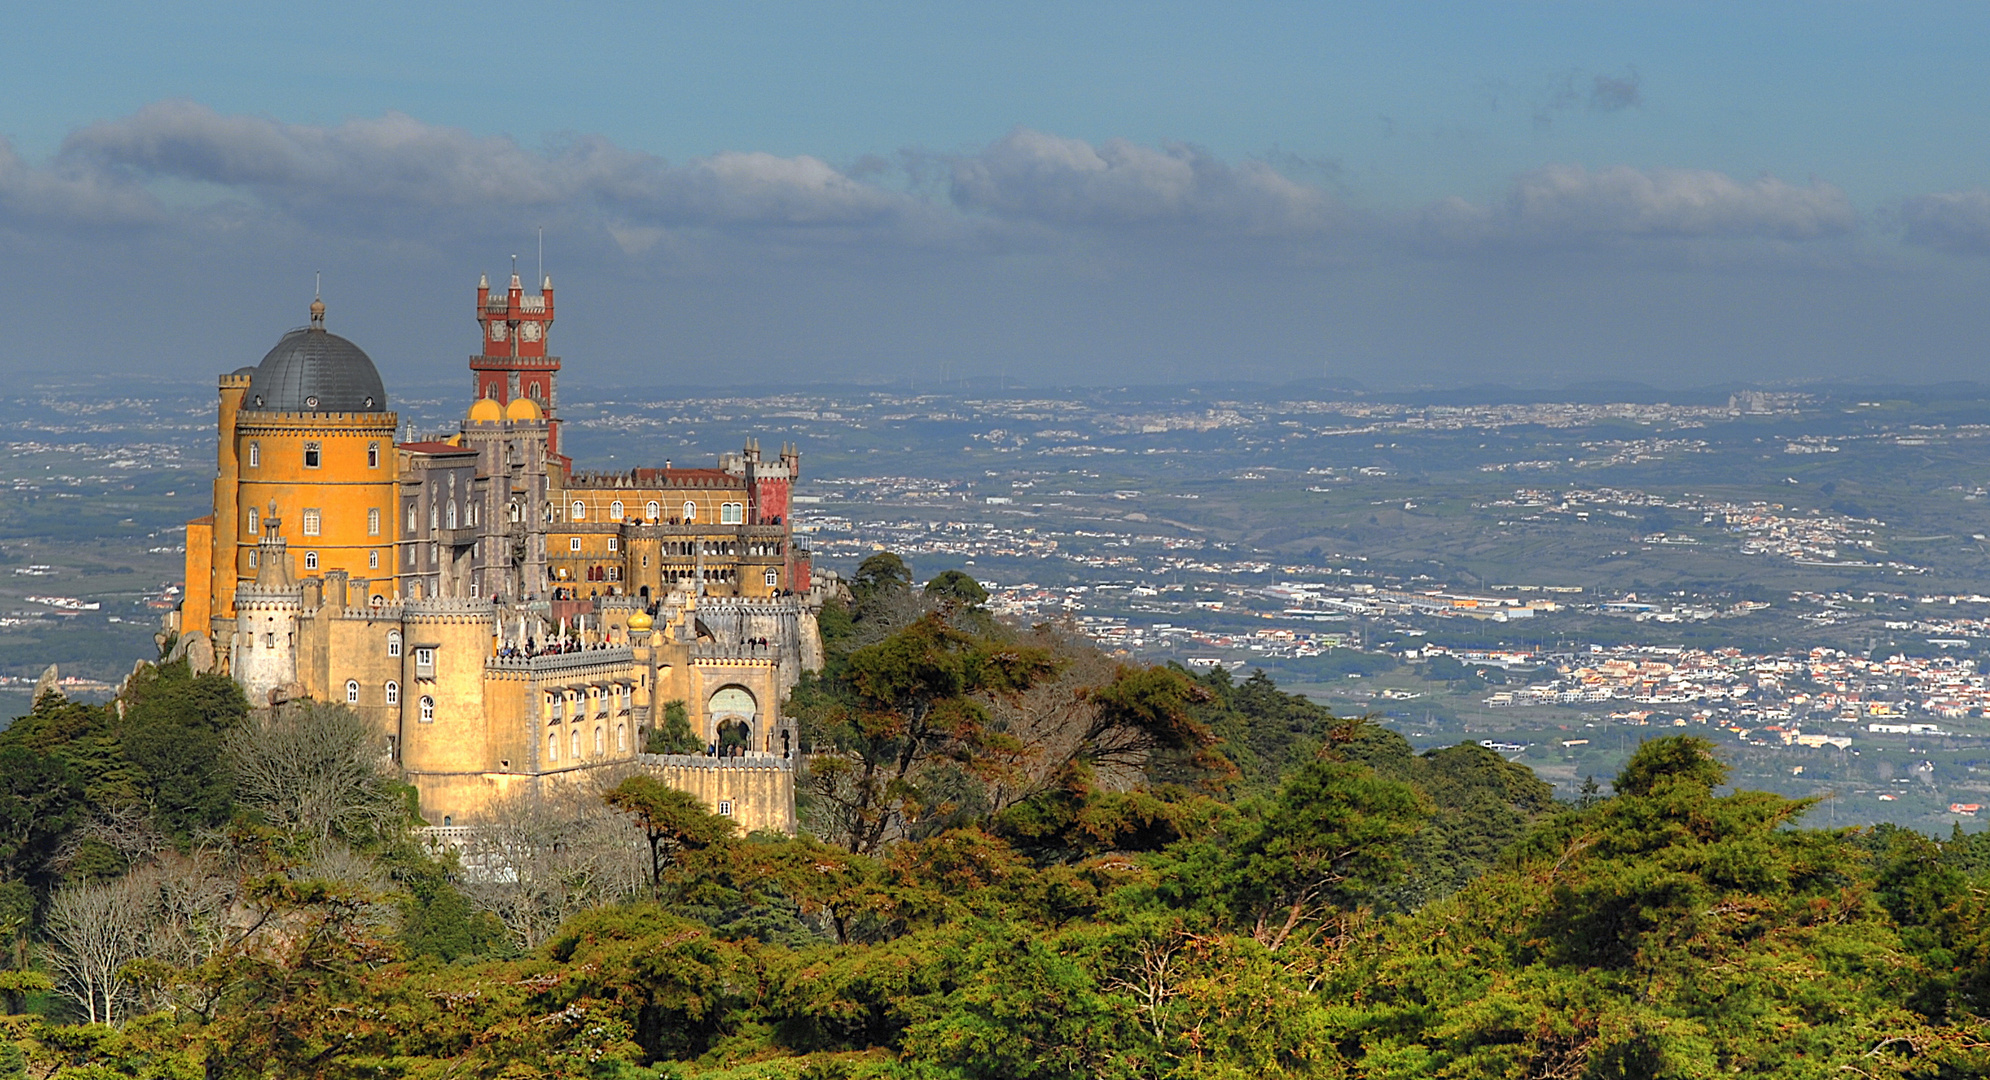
[
  {"left": 1421, "top": 165, "right": 1858, "bottom": 249},
  {"left": 5, "top": 101, "right": 1884, "bottom": 259},
  {"left": 1901, "top": 189, "right": 1990, "bottom": 255},
  {"left": 0, "top": 101, "right": 1985, "bottom": 390}
]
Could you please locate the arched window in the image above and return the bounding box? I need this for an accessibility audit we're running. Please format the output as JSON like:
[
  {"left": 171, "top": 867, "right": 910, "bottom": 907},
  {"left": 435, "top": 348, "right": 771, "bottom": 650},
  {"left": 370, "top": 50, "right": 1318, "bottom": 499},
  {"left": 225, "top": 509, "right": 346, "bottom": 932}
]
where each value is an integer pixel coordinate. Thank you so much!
[
  {"left": 246, "top": 507, "right": 259, "bottom": 535},
  {"left": 594, "top": 727, "right": 605, "bottom": 755},
  {"left": 610, "top": 500, "right": 624, "bottom": 519},
  {"left": 765, "top": 569, "right": 779, "bottom": 588},
  {"left": 387, "top": 631, "right": 402, "bottom": 657},
  {"left": 369, "top": 550, "right": 379, "bottom": 569},
  {"left": 247, "top": 442, "right": 260, "bottom": 468},
  {"left": 446, "top": 502, "right": 457, "bottom": 529},
  {"left": 571, "top": 500, "right": 585, "bottom": 521},
  {"left": 384, "top": 681, "right": 398, "bottom": 705},
  {"left": 345, "top": 680, "right": 359, "bottom": 704},
  {"left": 367, "top": 507, "right": 380, "bottom": 536},
  {"left": 570, "top": 729, "right": 581, "bottom": 759},
  {"left": 616, "top": 723, "right": 627, "bottom": 751},
  {"left": 548, "top": 732, "right": 559, "bottom": 761},
  {"left": 683, "top": 501, "right": 697, "bottom": 521},
  {"left": 646, "top": 500, "right": 660, "bottom": 520},
  {"left": 419, "top": 696, "right": 435, "bottom": 723},
  {"left": 304, "top": 551, "right": 319, "bottom": 571},
  {"left": 406, "top": 502, "right": 417, "bottom": 535}
]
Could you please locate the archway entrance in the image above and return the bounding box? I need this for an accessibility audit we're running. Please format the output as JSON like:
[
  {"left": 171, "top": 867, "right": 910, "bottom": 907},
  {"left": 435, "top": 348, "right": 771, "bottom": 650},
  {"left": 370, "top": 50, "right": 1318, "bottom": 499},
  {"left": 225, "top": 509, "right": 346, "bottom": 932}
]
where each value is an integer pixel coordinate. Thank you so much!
[
  {"left": 708, "top": 685, "right": 757, "bottom": 754},
  {"left": 716, "top": 719, "right": 751, "bottom": 755}
]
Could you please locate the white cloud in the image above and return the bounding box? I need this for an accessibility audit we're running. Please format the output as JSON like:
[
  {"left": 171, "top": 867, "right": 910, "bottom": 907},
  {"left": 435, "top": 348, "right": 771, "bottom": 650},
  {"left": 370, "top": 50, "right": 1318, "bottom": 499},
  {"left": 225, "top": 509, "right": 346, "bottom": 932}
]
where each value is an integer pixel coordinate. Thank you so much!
[
  {"left": 52, "top": 100, "right": 919, "bottom": 235},
  {"left": 949, "top": 128, "right": 1340, "bottom": 235},
  {"left": 0, "top": 137, "right": 158, "bottom": 226},
  {"left": 1422, "top": 164, "right": 1858, "bottom": 248}
]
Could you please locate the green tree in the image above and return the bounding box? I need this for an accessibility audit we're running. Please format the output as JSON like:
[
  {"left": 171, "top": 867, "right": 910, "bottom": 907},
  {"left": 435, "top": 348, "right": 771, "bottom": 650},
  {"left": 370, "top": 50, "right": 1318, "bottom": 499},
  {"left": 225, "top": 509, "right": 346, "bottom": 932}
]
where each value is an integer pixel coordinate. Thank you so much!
[
  {"left": 115, "top": 662, "right": 247, "bottom": 843},
  {"left": 602, "top": 775, "right": 737, "bottom": 896},
  {"left": 1181, "top": 749, "right": 1424, "bottom": 950},
  {"left": 851, "top": 552, "right": 912, "bottom": 605},
  {"left": 801, "top": 615, "right": 1055, "bottom": 855},
  {"left": 645, "top": 699, "right": 701, "bottom": 755},
  {"left": 0, "top": 746, "right": 82, "bottom": 890},
  {"left": 922, "top": 570, "right": 988, "bottom": 609}
]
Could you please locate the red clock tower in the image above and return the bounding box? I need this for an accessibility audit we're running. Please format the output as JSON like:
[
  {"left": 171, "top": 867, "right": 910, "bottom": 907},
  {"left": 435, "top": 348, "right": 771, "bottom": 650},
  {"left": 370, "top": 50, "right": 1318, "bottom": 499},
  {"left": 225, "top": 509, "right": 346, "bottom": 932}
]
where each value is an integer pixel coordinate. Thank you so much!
[{"left": 471, "top": 270, "right": 564, "bottom": 460}]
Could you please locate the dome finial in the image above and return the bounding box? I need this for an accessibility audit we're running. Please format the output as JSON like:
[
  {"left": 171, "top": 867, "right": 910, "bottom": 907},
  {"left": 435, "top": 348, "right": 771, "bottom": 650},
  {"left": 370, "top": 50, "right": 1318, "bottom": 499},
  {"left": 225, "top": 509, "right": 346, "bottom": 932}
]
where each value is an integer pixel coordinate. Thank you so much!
[{"left": 310, "top": 271, "right": 325, "bottom": 329}]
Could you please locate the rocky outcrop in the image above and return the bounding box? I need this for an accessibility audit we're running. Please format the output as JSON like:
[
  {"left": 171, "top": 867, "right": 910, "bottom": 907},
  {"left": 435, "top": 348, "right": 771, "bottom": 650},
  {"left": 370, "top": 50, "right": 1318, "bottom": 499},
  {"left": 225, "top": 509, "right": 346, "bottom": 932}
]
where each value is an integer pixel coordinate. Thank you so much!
[{"left": 31, "top": 664, "right": 59, "bottom": 704}]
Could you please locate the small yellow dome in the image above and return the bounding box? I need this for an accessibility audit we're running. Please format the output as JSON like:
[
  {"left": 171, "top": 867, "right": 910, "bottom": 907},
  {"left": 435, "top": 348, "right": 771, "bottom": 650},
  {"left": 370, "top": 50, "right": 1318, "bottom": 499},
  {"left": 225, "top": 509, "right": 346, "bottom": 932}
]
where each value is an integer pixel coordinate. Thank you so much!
[
  {"left": 468, "top": 398, "right": 502, "bottom": 423},
  {"left": 505, "top": 396, "right": 543, "bottom": 421},
  {"left": 627, "top": 611, "right": 654, "bottom": 631}
]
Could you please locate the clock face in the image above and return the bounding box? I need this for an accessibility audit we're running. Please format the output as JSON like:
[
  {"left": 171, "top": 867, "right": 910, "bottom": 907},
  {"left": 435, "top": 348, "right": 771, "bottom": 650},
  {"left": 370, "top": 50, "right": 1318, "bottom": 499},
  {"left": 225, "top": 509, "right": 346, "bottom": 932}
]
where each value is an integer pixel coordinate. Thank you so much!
[
  {"left": 488, "top": 321, "right": 507, "bottom": 341},
  {"left": 520, "top": 321, "right": 543, "bottom": 342}
]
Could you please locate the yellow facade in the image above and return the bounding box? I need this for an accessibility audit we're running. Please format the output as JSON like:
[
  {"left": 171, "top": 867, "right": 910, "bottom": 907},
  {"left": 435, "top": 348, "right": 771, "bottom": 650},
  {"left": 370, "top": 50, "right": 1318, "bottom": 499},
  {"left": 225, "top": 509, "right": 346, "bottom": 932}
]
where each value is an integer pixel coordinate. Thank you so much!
[{"left": 229, "top": 411, "right": 397, "bottom": 599}]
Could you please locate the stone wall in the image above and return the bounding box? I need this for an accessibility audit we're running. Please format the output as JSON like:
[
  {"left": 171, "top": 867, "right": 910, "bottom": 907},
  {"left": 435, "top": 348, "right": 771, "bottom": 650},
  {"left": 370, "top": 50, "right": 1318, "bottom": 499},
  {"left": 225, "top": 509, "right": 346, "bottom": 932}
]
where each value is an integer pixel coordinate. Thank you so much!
[{"left": 636, "top": 753, "right": 796, "bottom": 834}]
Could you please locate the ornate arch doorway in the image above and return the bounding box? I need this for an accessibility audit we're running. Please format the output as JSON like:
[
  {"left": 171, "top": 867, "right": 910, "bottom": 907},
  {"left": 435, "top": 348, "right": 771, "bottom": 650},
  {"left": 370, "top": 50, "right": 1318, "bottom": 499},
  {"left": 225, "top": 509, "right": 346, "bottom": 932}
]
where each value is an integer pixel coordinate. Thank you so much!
[{"left": 708, "top": 685, "right": 757, "bottom": 753}]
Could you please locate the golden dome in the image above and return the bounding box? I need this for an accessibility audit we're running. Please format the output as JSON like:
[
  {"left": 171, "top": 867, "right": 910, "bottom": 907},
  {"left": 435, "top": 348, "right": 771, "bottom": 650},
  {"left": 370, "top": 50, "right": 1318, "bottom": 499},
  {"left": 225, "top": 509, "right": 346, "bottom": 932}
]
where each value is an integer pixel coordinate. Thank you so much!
[
  {"left": 505, "top": 396, "right": 543, "bottom": 421},
  {"left": 627, "top": 611, "right": 654, "bottom": 631},
  {"left": 468, "top": 398, "right": 502, "bottom": 423}
]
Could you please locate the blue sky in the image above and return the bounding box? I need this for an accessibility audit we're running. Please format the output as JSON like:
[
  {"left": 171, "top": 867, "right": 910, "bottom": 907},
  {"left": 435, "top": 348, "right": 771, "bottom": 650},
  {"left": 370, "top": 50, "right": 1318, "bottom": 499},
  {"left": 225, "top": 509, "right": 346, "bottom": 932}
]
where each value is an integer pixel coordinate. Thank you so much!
[{"left": 5, "top": 2, "right": 1990, "bottom": 389}]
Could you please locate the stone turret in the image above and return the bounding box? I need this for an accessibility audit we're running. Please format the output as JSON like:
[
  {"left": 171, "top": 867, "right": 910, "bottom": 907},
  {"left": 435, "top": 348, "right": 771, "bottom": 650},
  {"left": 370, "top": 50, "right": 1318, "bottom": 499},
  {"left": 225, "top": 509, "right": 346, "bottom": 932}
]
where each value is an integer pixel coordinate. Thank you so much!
[{"left": 233, "top": 507, "right": 303, "bottom": 704}]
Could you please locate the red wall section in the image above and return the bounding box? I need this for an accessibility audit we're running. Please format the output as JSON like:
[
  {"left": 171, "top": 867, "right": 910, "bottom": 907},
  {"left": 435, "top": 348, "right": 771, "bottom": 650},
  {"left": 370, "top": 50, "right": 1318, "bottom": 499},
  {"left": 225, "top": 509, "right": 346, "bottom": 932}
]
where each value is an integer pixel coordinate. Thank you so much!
[{"left": 755, "top": 478, "right": 791, "bottom": 524}]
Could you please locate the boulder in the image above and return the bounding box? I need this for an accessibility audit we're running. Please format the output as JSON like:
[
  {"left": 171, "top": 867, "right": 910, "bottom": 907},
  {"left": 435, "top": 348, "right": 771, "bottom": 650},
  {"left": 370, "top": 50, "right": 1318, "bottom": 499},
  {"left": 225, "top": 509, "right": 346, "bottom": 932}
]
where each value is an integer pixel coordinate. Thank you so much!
[{"left": 31, "top": 664, "right": 58, "bottom": 704}]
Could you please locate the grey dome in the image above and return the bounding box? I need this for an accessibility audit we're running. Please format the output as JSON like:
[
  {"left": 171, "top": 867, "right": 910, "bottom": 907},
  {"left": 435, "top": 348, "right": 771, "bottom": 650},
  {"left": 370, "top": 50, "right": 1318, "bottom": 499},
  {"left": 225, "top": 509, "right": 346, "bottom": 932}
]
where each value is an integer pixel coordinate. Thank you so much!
[{"left": 244, "top": 328, "right": 387, "bottom": 413}]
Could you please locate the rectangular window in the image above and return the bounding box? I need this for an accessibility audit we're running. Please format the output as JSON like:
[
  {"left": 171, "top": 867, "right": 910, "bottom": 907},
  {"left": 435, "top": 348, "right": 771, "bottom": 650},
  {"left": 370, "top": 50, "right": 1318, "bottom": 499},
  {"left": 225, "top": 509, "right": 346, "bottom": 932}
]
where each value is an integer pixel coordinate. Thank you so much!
[
  {"left": 303, "top": 442, "right": 321, "bottom": 469},
  {"left": 367, "top": 508, "right": 380, "bottom": 536},
  {"left": 301, "top": 508, "right": 321, "bottom": 536},
  {"left": 570, "top": 537, "right": 582, "bottom": 552},
  {"left": 720, "top": 502, "right": 744, "bottom": 525},
  {"left": 414, "top": 647, "right": 435, "bottom": 678},
  {"left": 367, "top": 442, "right": 380, "bottom": 468},
  {"left": 607, "top": 537, "right": 618, "bottom": 552},
  {"left": 407, "top": 547, "right": 415, "bottom": 567},
  {"left": 717, "top": 800, "right": 734, "bottom": 817}
]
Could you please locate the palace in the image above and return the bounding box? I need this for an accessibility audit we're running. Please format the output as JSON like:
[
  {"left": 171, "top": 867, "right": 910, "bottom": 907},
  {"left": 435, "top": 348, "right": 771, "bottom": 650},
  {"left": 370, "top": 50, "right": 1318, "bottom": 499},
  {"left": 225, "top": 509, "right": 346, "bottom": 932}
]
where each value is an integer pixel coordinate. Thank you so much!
[{"left": 169, "top": 274, "right": 820, "bottom": 831}]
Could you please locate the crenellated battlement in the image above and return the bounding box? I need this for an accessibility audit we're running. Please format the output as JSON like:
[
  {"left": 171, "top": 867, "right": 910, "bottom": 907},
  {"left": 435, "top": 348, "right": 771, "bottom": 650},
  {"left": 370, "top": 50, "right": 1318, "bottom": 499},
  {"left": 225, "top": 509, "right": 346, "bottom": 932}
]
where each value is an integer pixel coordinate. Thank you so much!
[
  {"left": 234, "top": 411, "right": 399, "bottom": 432},
  {"left": 636, "top": 752, "right": 791, "bottom": 772},
  {"left": 486, "top": 646, "right": 636, "bottom": 675}
]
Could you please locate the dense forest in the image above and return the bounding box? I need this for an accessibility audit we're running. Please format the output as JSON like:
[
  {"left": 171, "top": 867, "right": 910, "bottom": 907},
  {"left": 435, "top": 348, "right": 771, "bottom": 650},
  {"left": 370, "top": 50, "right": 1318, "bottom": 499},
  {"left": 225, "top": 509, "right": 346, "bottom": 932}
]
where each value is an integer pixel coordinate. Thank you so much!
[{"left": 0, "top": 553, "right": 1988, "bottom": 1077}]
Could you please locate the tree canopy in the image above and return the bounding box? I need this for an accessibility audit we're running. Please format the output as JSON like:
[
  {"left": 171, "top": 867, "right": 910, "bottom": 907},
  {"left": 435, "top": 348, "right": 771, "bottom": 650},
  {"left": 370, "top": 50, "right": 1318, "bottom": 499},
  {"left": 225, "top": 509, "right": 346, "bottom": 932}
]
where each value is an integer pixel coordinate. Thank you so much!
[{"left": 7, "top": 566, "right": 1990, "bottom": 1079}]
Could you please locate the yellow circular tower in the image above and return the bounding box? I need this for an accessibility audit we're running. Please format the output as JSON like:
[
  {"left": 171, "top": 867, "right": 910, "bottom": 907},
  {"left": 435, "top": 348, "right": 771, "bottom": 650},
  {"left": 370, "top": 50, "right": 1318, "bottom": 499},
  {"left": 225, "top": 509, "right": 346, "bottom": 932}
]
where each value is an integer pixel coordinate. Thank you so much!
[{"left": 224, "top": 300, "right": 400, "bottom": 611}]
